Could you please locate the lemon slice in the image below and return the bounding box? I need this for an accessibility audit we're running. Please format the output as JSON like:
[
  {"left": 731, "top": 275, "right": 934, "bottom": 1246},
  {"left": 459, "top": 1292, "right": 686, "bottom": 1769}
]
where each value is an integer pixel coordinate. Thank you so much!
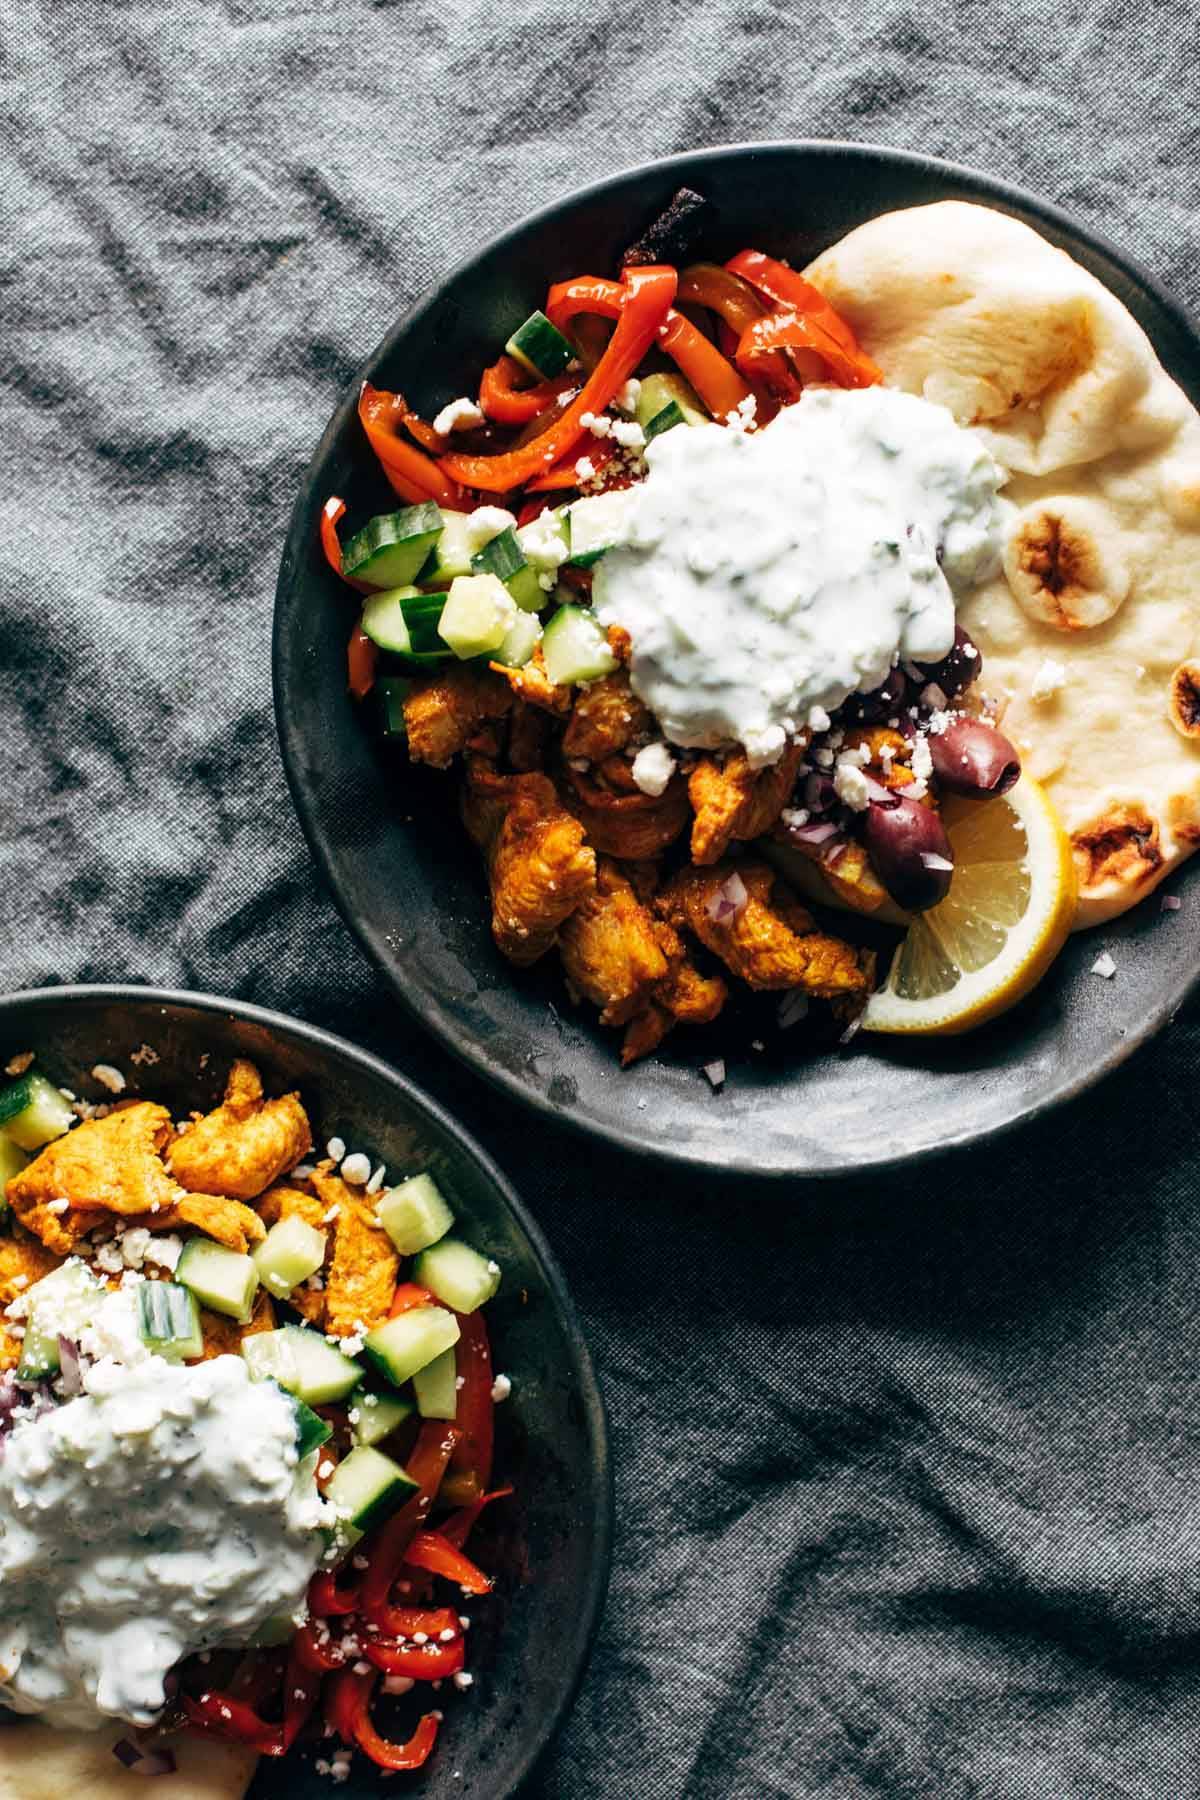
[{"left": 862, "top": 775, "right": 1077, "bottom": 1035}]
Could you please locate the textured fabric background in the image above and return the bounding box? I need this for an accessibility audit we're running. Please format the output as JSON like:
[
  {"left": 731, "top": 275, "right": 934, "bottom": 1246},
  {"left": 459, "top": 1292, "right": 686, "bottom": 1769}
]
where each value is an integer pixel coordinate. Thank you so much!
[{"left": 3, "top": 3, "right": 1200, "bottom": 1795}]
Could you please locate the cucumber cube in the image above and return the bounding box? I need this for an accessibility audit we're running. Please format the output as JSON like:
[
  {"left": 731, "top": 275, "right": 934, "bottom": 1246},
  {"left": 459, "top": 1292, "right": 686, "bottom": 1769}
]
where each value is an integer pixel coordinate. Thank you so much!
[
  {"left": 437, "top": 574, "right": 516, "bottom": 659},
  {"left": 377, "top": 1173, "right": 454, "bottom": 1257},
  {"left": 176, "top": 1239, "right": 259, "bottom": 1324},
  {"left": 413, "top": 1238, "right": 501, "bottom": 1315},
  {"left": 0, "top": 1133, "right": 29, "bottom": 1204},
  {"left": 495, "top": 611, "right": 543, "bottom": 671},
  {"left": 360, "top": 588, "right": 416, "bottom": 656},
  {"left": 470, "top": 527, "right": 544, "bottom": 613},
  {"left": 341, "top": 504, "right": 444, "bottom": 589},
  {"left": 422, "top": 511, "right": 477, "bottom": 583},
  {"left": 352, "top": 1389, "right": 414, "bottom": 1448},
  {"left": 412, "top": 1346, "right": 458, "bottom": 1421},
  {"left": 644, "top": 400, "right": 686, "bottom": 442},
  {"left": 566, "top": 490, "right": 636, "bottom": 568},
  {"left": 635, "top": 371, "right": 708, "bottom": 430},
  {"left": 505, "top": 309, "right": 574, "bottom": 380},
  {"left": 136, "top": 1281, "right": 204, "bottom": 1361},
  {"left": 362, "top": 1306, "right": 460, "bottom": 1389},
  {"left": 17, "top": 1260, "right": 103, "bottom": 1379},
  {"left": 288, "top": 1393, "right": 333, "bottom": 1459},
  {"left": 0, "top": 1073, "right": 75, "bottom": 1152},
  {"left": 541, "top": 605, "right": 618, "bottom": 687},
  {"left": 253, "top": 1215, "right": 327, "bottom": 1299},
  {"left": 325, "top": 1445, "right": 419, "bottom": 1533},
  {"left": 242, "top": 1325, "right": 363, "bottom": 1406}
]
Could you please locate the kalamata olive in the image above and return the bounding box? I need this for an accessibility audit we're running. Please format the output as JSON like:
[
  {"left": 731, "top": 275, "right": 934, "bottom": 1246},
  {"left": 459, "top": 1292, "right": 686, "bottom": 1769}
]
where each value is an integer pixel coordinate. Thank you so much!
[
  {"left": 845, "top": 667, "right": 910, "bottom": 722},
  {"left": 915, "top": 625, "right": 983, "bottom": 701},
  {"left": 928, "top": 715, "right": 1021, "bottom": 797},
  {"left": 863, "top": 797, "right": 955, "bottom": 912}
]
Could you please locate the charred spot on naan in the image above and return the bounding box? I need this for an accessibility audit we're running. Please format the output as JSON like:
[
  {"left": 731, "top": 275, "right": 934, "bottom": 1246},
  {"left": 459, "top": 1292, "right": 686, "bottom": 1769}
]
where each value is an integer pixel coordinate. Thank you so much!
[
  {"left": 1167, "top": 662, "right": 1200, "bottom": 740},
  {"left": 1003, "top": 497, "right": 1131, "bottom": 631},
  {"left": 1072, "top": 803, "right": 1163, "bottom": 894}
]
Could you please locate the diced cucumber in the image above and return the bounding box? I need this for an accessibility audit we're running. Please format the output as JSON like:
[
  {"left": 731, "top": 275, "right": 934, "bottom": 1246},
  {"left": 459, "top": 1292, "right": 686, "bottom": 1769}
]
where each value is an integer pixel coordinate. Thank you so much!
[
  {"left": 413, "top": 1238, "right": 501, "bottom": 1315},
  {"left": 17, "top": 1260, "right": 103, "bottom": 1380},
  {"left": 176, "top": 1239, "right": 259, "bottom": 1325},
  {"left": 360, "top": 588, "right": 414, "bottom": 655},
  {"left": 352, "top": 1389, "right": 414, "bottom": 1448},
  {"left": 437, "top": 574, "right": 516, "bottom": 660},
  {"left": 412, "top": 1346, "right": 458, "bottom": 1421},
  {"left": 362, "top": 1306, "right": 460, "bottom": 1389},
  {"left": 635, "top": 371, "right": 709, "bottom": 430},
  {"left": 515, "top": 507, "right": 570, "bottom": 570},
  {"left": 375, "top": 675, "right": 412, "bottom": 740},
  {"left": 471, "top": 527, "right": 543, "bottom": 613},
  {"left": 136, "top": 1281, "right": 203, "bottom": 1361},
  {"left": 495, "top": 611, "right": 542, "bottom": 670},
  {"left": 0, "top": 1133, "right": 29, "bottom": 1209},
  {"left": 341, "top": 504, "right": 444, "bottom": 590},
  {"left": 422, "top": 511, "right": 477, "bottom": 583},
  {"left": 0, "top": 1073, "right": 75, "bottom": 1153},
  {"left": 253, "top": 1215, "right": 327, "bottom": 1300},
  {"left": 541, "top": 604, "right": 618, "bottom": 687},
  {"left": 325, "top": 1445, "right": 419, "bottom": 1533},
  {"left": 505, "top": 309, "right": 574, "bottom": 380},
  {"left": 566, "top": 490, "right": 637, "bottom": 568},
  {"left": 644, "top": 400, "right": 686, "bottom": 442},
  {"left": 377, "top": 1173, "right": 455, "bottom": 1257},
  {"left": 241, "top": 1325, "right": 363, "bottom": 1406},
  {"left": 288, "top": 1393, "right": 333, "bottom": 1459}
]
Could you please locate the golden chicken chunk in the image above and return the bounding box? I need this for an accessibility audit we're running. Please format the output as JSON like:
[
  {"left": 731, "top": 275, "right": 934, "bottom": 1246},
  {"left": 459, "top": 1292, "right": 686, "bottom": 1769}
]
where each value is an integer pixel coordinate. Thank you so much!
[
  {"left": 562, "top": 673, "right": 652, "bottom": 763},
  {"left": 620, "top": 921, "right": 729, "bottom": 1065},
  {"left": 689, "top": 740, "right": 808, "bottom": 865},
  {"left": 404, "top": 666, "right": 512, "bottom": 769},
  {"left": 462, "top": 762, "right": 596, "bottom": 966},
  {"left": 167, "top": 1060, "right": 312, "bottom": 1202},
  {"left": 7, "top": 1103, "right": 179, "bottom": 1253},
  {"left": 310, "top": 1170, "right": 399, "bottom": 1338},
  {"left": 490, "top": 647, "right": 571, "bottom": 716},
  {"left": 658, "top": 860, "right": 869, "bottom": 997},
  {"left": 149, "top": 1192, "right": 267, "bottom": 1254},
  {"left": 559, "top": 858, "right": 672, "bottom": 1026},
  {"left": 199, "top": 1287, "right": 276, "bottom": 1360},
  {"left": 0, "top": 1235, "right": 62, "bottom": 1310},
  {"left": 257, "top": 1184, "right": 329, "bottom": 1325},
  {"left": 563, "top": 763, "right": 690, "bottom": 861}
]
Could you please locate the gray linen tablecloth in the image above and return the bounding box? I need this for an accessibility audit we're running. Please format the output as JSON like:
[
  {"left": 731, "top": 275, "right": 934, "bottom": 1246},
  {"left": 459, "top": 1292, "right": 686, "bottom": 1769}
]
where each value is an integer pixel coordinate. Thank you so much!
[{"left": 3, "top": 3, "right": 1200, "bottom": 1794}]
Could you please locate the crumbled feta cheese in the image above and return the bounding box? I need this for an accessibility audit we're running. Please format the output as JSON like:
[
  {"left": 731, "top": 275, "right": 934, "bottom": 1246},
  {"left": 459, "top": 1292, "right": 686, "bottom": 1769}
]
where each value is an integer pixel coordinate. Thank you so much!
[
  {"left": 630, "top": 742, "right": 677, "bottom": 797},
  {"left": 325, "top": 1137, "right": 345, "bottom": 1164},
  {"left": 609, "top": 418, "right": 645, "bottom": 449},
  {"left": 90, "top": 1064, "right": 126, "bottom": 1094},
  {"left": 453, "top": 1671, "right": 474, "bottom": 1690},
  {"left": 615, "top": 377, "right": 641, "bottom": 413},
  {"left": 432, "top": 396, "right": 484, "bottom": 436},
  {"left": 780, "top": 807, "right": 810, "bottom": 829},
  {"left": 120, "top": 1227, "right": 152, "bottom": 1270},
  {"left": 339, "top": 1334, "right": 365, "bottom": 1357},
  {"left": 518, "top": 510, "right": 568, "bottom": 572},
  {"left": 93, "top": 1241, "right": 125, "bottom": 1276},
  {"left": 574, "top": 456, "right": 596, "bottom": 482},
  {"left": 339, "top": 1152, "right": 371, "bottom": 1186},
  {"left": 365, "top": 1162, "right": 386, "bottom": 1195},
  {"left": 491, "top": 1373, "right": 512, "bottom": 1403},
  {"left": 833, "top": 758, "right": 872, "bottom": 812},
  {"left": 463, "top": 507, "right": 516, "bottom": 555},
  {"left": 1030, "top": 657, "right": 1068, "bottom": 702},
  {"left": 129, "top": 1043, "right": 159, "bottom": 1067},
  {"left": 46, "top": 1198, "right": 70, "bottom": 1216},
  {"left": 909, "top": 736, "right": 933, "bottom": 784},
  {"left": 1091, "top": 952, "right": 1117, "bottom": 979},
  {"left": 579, "top": 411, "right": 613, "bottom": 439}
]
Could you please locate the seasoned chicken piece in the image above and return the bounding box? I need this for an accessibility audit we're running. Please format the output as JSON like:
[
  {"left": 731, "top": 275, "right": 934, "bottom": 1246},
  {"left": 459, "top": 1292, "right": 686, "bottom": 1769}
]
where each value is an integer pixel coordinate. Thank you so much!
[
  {"left": 563, "top": 763, "right": 690, "bottom": 860},
  {"left": 167, "top": 1060, "right": 312, "bottom": 1202},
  {"left": 559, "top": 858, "right": 671, "bottom": 1026},
  {"left": 8, "top": 1103, "right": 178, "bottom": 1253},
  {"left": 620, "top": 920, "right": 728, "bottom": 1064},
  {"left": 490, "top": 647, "right": 571, "bottom": 715},
  {"left": 310, "top": 1170, "right": 399, "bottom": 1338},
  {"left": 689, "top": 740, "right": 808, "bottom": 865},
  {"left": 778, "top": 832, "right": 893, "bottom": 917},
  {"left": 258, "top": 1184, "right": 328, "bottom": 1324},
  {"left": 148, "top": 1191, "right": 267, "bottom": 1254},
  {"left": 0, "top": 1235, "right": 62, "bottom": 1309},
  {"left": 404, "top": 666, "right": 512, "bottom": 769},
  {"left": 562, "top": 673, "right": 652, "bottom": 763},
  {"left": 658, "top": 860, "right": 868, "bottom": 996},
  {"left": 199, "top": 1287, "right": 276, "bottom": 1360},
  {"left": 839, "top": 725, "right": 914, "bottom": 792},
  {"left": 462, "top": 762, "right": 596, "bottom": 966}
]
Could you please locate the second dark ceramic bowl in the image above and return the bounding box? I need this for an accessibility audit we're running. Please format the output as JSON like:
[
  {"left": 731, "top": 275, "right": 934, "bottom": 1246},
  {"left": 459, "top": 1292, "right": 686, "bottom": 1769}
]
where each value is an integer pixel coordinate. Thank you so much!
[
  {"left": 273, "top": 140, "right": 1200, "bottom": 1178},
  {"left": 0, "top": 986, "right": 611, "bottom": 1798}
]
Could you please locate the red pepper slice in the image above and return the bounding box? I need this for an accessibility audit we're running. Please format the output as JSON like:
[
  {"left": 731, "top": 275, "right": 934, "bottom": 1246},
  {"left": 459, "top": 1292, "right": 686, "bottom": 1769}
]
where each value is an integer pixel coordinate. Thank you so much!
[
  {"left": 725, "top": 249, "right": 881, "bottom": 386},
  {"left": 360, "top": 1420, "right": 461, "bottom": 1632},
  {"left": 347, "top": 623, "right": 378, "bottom": 701},
  {"left": 183, "top": 1692, "right": 285, "bottom": 1757},
  {"left": 308, "top": 1567, "right": 360, "bottom": 1618},
  {"left": 389, "top": 1280, "right": 437, "bottom": 1317},
  {"left": 325, "top": 1666, "right": 441, "bottom": 1772},
  {"left": 441, "top": 1485, "right": 514, "bottom": 1551},
  {"left": 359, "top": 384, "right": 464, "bottom": 508},
  {"left": 479, "top": 354, "right": 576, "bottom": 426},
  {"left": 292, "top": 1621, "right": 348, "bottom": 1672},
  {"left": 677, "top": 263, "right": 799, "bottom": 399},
  {"left": 320, "top": 496, "right": 374, "bottom": 594},
  {"left": 440, "top": 1309, "right": 493, "bottom": 1506},
  {"left": 404, "top": 1529, "right": 493, "bottom": 1594},
  {"left": 281, "top": 1644, "right": 323, "bottom": 1748},
  {"left": 400, "top": 410, "right": 448, "bottom": 454},
  {"left": 363, "top": 1635, "right": 465, "bottom": 1680},
  {"left": 735, "top": 308, "right": 882, "bottom": 391},
  {"left": 439, "top": 266, "right": 678, "bottom": 494},
  {"left": 367, "top": 1604, "right": 460, "bottom": 1640},
  {"left": 524, "top": 438, "right": 619, "bottom": 494}
]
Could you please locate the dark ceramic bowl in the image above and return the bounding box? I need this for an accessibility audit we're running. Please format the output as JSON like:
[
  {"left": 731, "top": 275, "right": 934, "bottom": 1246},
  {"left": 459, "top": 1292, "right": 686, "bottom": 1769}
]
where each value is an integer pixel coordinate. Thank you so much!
[
  {"left": 0, "top": 986, "right": 611, "bottom": 1798},
  {"left": 274, "top": 140, "right": 1200, "bottom": 1178}
]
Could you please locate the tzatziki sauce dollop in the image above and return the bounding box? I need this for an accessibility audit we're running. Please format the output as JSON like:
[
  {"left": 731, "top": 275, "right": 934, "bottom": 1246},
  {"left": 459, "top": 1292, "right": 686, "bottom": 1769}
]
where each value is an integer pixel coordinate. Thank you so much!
[
  {"left": 593, "top": 386, "right": 1008, "bottom": 767},
  {"left": 0, "top": 1287, "right": 327, "bottom": 1731}
]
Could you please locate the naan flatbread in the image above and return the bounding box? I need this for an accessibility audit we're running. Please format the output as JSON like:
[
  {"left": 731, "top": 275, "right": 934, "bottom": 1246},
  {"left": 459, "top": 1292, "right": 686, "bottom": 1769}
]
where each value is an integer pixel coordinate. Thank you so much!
[
  {"left": 806, "top": 201, "right": 1200, "bottom": 925},
  {"left": 0, "top": 1720, "right": 257, "bottom": 1799}
]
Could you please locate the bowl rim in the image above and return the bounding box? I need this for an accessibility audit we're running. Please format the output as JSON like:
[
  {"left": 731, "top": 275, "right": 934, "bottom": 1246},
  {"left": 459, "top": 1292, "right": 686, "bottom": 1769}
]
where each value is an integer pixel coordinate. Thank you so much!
[
  {"left": 273, "top": 136, "right": 1200, "bottom": 1180},
  {"left": 0, "top": 981, "right": 613, "bottom": 1794}
]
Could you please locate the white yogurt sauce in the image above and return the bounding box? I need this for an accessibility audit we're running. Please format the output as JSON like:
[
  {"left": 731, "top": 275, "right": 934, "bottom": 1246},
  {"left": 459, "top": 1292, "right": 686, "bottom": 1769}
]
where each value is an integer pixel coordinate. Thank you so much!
[
  {"left": 0, "top": 1292, "right": 327, "bottom": 1731},
  {"left": 593, "top": 387, "right": 1008, "bottom": 766}
]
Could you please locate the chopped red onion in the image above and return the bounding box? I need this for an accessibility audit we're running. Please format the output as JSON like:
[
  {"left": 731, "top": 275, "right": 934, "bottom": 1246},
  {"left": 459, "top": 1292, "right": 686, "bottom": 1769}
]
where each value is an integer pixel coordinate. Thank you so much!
[
  {"left": 112, "top": 1741, "right": 177, "bottom": 1776},
  {"left": 860, "top": 774, "right": 898, "bottom": 806},
  {"left": 789, "top": 819, "right": 840, "bottom": 848},
  {"left": 1161, "top": 894, "right": 1182, "bottom": 912},
  {"left": 819, "top": 832, "right": 847, "bottom": 865},
  {"left": 804, "top": 772, "right": 837, "bottom": 813},
  {"left": 702, "top": 1060, "right": 726, "bottom": 1090},
  {"left": 57, "top": 1337, "right": 82, "bottom": 1397},
  {"left": 920, "top": 682, "right": 949, "bottom": 712},
  {"left": 901, "top": 660, "right": 924, "bottom": 684},
  {"left": 705, "top": 870, "right": 748, "bottom": 924},
  {"left": 777, "top": 990, "right": 810, "bottom": 1029},
  {"left": 839, "top": 1012, "right": 865, "bottom": 1047},
  {"left": 920, "top": 852, "right": 954, "bottom": 872},
  {"left": 896, "top": 782, "right": 926, "bottom": 800}
]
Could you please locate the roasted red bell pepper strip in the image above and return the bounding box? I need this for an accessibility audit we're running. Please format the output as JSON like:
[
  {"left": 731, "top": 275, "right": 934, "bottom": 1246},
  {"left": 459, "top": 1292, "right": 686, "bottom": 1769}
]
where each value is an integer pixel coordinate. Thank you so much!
[
  {"left": 479, "top": 354, "right": 576, "bottom": 426},
  {"left": 735, "top": 308, "right": 882, "bottom": 391},
  {"left": 389, "top": 1280, "right": 437, "bottom": 1317},
  {"left": 292, "top": 1621, "right": 348, "bottom": 1672},
  {"left": 183, "top": 1692, "right": 285, "bottom": 1757},
  {"left": 439, "top": 266, "right": 677, "bottom": 493},
  {"left": 441, "top": 1485, "right": 514, "bottom": 1551},
  {"left": 320, "top": 496, "right": 374, "bottom": 594},
  {"left": 359, "top": 384, "right": 464, "bottom": 508},
  {"left": 440, "top": 1309, "right": 493, "bottom": 1506},
  {"left": 404, "top": 1529, "right": 493, "bottom": 1594},
  {"left": 523, "top": 437, "right": 619, "bottom": 494},
  {"left": 347, "top": 623, "right": 378, "bottom": 701},
  {"left": 725, "top": 249, "right": 881, "bottom": 386},
  {"left": 544, "top": 273, "right": 623, "bottom": 333},
  {"left": 281, "top": 1646, "right": 323, "bottom": 1748},
  {"left": 678, "top": 263, "right": 799, "bottom": 399},
  {"left": 363, "top": 1635, "right": 466, "bottom": 1680},
  {"left": 361, "top": 1420, "right": 461, "bottom": 1631},
  {"left": 308, "top": 1567, "right": 360, "bottom": 1617},
  {"left": 400, "top": 410, "right": 448, "bottom": 454},
  {"left": 367, "top": 1604, "right": 461, "bottom": 1640},
  {"left": 325, "top": 1666, "right": 441, "bottom": 1772}
]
